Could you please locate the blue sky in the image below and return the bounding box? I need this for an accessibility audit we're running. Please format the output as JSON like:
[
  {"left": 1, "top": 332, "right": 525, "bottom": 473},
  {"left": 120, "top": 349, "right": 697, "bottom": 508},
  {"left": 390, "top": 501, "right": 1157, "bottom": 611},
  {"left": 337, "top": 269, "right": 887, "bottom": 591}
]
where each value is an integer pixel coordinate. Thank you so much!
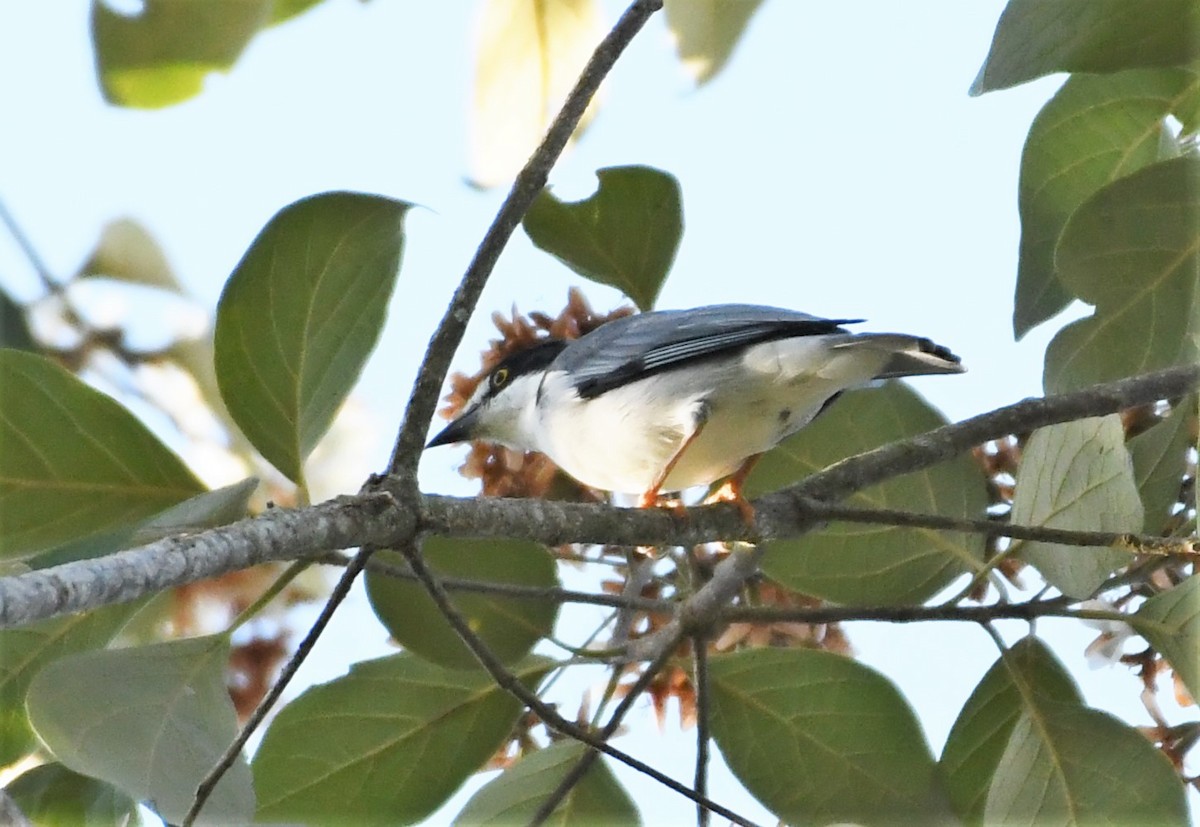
[{"left": 3, "top": 1, "right": 1190, "bottom": 822}]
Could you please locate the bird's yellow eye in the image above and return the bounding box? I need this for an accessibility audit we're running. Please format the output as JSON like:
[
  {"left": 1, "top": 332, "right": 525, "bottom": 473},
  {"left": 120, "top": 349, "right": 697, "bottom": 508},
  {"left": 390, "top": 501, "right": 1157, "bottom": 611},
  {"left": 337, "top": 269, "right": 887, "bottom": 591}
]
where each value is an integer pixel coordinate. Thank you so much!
[{"left": 492, "top": 367, "right": 510, "bottom": 388}]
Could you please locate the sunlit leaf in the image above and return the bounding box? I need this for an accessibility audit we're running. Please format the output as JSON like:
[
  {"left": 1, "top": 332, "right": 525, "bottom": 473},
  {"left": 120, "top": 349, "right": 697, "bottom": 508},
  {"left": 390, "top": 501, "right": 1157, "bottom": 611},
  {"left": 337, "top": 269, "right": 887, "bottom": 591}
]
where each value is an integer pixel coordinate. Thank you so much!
[
  {"left": 214, "top": 192, "right": 409, "bottom": 484},
  {"left": 5, "top": 763, "right": 138, "bottom": 827},
  {"left": 746, "top": 383, "right": 988, "bottom": 604},
  {"left": 1010, "top": 416, "right": 1142, "bottom": 599},
  {"left": 271, "top": 0, "right": 325, "bottom": 24},
  {"left": 1129, "top": 397, "right": 1195, "bottom": 532},
  {"left": 523, "top": 166, "right": 682, "bottom": 311},
  {"left": 454, "top": 740, "right": 640, "bottom": 825},
  {"left": 254, "top": 654, "right": 553, "bottom": 825},
  {"left": 0, "top": 601, "right": 142, "bottom": 766},
  {"left": 1014, "top": 68, "right": 1200, "bottom": 337},
  {"left": 76, "top": 217, "right": 184, "bottom": 292},
  {"left": 709, "top": 648, "right": 949, "bottom": 825},
  {"left": 469, "top": 0, "right": 603, "bottom": 186},
  {"left": 663, "top": 0, "right": 764, "bottom": 85},
  {"left": 91, "top": 0, "right": 273, "bottom": 108},
  {"left": 941, "top": 637, "right": 1082, "bottom": 825},
  {"left": 1137, "top": 576, "right": 1200, "bottom": 702},
  {"left": 366, "top": 538, "right": 558, "bottom": 670},
  {"left": 1045, "top": 156, "right": 1200, "bottom": 393},
  {"left": 0, "top": 287, "right": 35, "bottom": 351},
  {"left": 0, "top": 350, "right": 204, "bottom": 560},
  {"left": 972, "top": 0, "right": 1200, "bottom": 95},
  {"left": 27, "top": 635, "right": 255, "bottom": 826}
]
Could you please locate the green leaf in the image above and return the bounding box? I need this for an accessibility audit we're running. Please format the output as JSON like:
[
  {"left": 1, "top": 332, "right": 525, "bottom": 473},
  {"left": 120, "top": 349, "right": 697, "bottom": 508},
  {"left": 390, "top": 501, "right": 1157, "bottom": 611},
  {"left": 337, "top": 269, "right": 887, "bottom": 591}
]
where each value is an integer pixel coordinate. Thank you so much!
[
  {"left": 1137, "top": 576, "right": 1200, "bottom": 702},
  {"left": 271, "top": 0, "right": 326, "bottom": 24},
  {"left": 1045, "top": 155, "right": 1200, "bottom": 393},
  {"left": 709, "top": 648, "right": 948, "bottom": 825},
  {"left": 5, "top": 763, "right": 138, "bottom": 827},
  {"left": 29, "top": 478, "right": 257, "bottom": 570},
  {"left": 941, "top": 637, "right": 1082, "bottom": 825},
  {"left": 663, "top": 0, "right": 765, "bottom": 85},
  {"left": 0, "top": 287, "right": 35, "bottom": 351},
  {"left": 1129, "top": 397, "right": 1195, "bottom": 532},
  {"left": 1010, "top": 416, "right": 1143, "bottom": 599},
  {"left": 972, "top": 0, "right": 1200, "bottom": 95},
  {"left": 214, "top": 192, "right": 409, "bottom": 483},
  {"left": 454, "top": 740, "right": 640, "bottom": 826},
  {"left": 984, "top": 702, "right": 1187, "bottom": 824},
  {"left": 469, "top": 0, "right": 602, "bottom": 187},
  {"left": 0, "top": 350, "right": 205, "bottom": 560},
  {"left": 523, "top": 166, "right": 682, "bottom": 311},
  {"left": 91, "top": 0, "right": 273, "bottom": 108},
  {"left": 366, "top": 538, "right": 559, "bottom": 670},
  {"left": 1014, "top": 68, "right": 1200, "bottom": 337},
  {"left": 0, "top": 601, "right": 142, "bottom": 765},
  {"left": 26, "top": 635, "right": 255, "bottom": 826},
  {"left": 76, "top": 217, "right": 184, "bottom": 292},
  {"left": 254, "top": 653, "right": 552, "bottom": 825},
  {"left": 746, "top": 383, "right": 988, "bottom": 604}
]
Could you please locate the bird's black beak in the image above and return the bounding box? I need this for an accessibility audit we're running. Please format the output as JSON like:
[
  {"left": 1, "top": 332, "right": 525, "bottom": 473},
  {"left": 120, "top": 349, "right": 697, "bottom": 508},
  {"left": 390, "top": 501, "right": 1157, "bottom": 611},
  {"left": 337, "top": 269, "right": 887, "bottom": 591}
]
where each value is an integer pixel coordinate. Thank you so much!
[{"left": 426, "top": 406, "right": 480, "bottom": 448}]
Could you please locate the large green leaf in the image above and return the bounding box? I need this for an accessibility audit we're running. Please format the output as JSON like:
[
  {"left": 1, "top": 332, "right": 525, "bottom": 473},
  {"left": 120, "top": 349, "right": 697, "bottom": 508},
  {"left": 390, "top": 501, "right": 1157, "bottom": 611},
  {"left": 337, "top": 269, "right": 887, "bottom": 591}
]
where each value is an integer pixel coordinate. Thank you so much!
[
  {"left": 366, "top": 538, "right": 559, "bottom": 670},
  {"left": 746, "top": 383, "right": 988, "bottom": 604},
  {"left": 972, "top": 0, "right": 1200, "bottom": 95},
  {"left": 26, "top": 635, "right": 255, "bottom": 826},
  {"left": 214, "top": 192, "right": 409, "bottom": 483},
  {"left": 940, "top": 637, "right": 1082, "bottom": 825},
  {"left": 253, "top": 654, "right": 553, "bottom": 825},
  {"left": 469, "top": 0, "right": 602, "bottom": 187},
  {"left": 709, "top": 648, "right": 948, "bottom": 825},
  {"left": 1014, "top": 68, "right": 1200, "bottom": 337},
  {"left": 91, "top": 0, "right": 273, "bottom": 108},
  {"left": 523, "top": 166, "right": 682, "bottom": 311},
  {"left": 1129, "top": 397, "right": 1195, "bottom": 533},
  {"left": 1045, "top": 156, "right": 1200, "bottom": 393},
  {"left": 5, "top": 763, "right": 138, "bottom": 827},
  {"left": 0, "top": 350, "right": 204, "bottom": 560},
  {"left": 454, "top": 740, "right": 640, "bottom": 825},
  {"left": 984, "top": 702, "right": 1186, "bottom": 824},
  {"left": 1137, "top": 575, "right": 1200, "bottom": 702},
  {"left": 1010, "top": 416, "right": 1143, "bottom": 599},
  {"left": 0, "top": 601, "right": 142, "bottom": 765},
  {"left": 663, "top": 0, "right": 765, "bottom": 85}
]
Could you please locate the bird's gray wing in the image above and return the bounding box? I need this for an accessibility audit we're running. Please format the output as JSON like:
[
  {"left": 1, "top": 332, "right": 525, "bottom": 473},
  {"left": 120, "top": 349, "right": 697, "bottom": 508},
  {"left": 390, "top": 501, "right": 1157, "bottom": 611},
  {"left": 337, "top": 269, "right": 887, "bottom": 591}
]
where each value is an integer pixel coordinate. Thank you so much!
[{"left": 554, "top": 305, "right": 861, "bottom": 399}]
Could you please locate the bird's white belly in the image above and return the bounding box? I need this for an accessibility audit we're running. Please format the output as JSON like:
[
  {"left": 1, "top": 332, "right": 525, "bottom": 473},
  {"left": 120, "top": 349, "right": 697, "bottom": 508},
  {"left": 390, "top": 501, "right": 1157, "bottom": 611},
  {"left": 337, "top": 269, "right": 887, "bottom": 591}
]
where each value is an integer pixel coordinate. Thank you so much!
[{"left": 534, "top": 339, "right": 886, "bottom": 495}]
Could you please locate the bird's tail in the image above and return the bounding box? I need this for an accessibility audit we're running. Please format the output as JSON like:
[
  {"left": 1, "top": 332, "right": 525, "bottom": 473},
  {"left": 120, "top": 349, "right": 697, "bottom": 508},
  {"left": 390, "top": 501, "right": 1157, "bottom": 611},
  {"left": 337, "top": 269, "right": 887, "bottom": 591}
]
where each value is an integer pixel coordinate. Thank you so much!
[{"left": 835, "top": 333, "right": 965, "bottom": 379}]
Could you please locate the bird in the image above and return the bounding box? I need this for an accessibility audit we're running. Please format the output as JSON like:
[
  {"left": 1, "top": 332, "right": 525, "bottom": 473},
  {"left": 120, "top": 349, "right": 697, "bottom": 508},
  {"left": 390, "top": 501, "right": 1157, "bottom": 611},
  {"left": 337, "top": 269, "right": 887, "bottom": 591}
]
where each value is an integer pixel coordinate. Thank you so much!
[{"left": 426, "top": 304, "right": 964, "bottom": 519}]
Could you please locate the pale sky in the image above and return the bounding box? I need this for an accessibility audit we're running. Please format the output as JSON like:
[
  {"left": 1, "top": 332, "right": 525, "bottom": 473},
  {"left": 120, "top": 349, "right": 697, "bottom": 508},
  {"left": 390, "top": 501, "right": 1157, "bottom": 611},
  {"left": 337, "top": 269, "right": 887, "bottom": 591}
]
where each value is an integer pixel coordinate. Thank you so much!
[{"left": 1, "top": 1, "right": 1191, "bottom": 823}]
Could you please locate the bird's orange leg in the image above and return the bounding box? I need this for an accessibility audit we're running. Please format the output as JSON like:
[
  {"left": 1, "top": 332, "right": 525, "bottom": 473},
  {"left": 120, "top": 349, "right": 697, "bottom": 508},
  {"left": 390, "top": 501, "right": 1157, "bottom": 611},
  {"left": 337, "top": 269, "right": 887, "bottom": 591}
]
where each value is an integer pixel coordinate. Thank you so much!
[
  {"left": 703, "top": 453, "right": 762, "bottom": 524},
  {"left": 637, "top": 421, "right": 707, "bottom": 514}
]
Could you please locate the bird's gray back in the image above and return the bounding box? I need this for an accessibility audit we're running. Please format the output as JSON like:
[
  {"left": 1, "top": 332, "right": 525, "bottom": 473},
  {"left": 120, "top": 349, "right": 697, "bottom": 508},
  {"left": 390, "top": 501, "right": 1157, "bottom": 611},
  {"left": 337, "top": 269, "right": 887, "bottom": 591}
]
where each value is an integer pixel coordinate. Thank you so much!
[{"left": 552, "top": 305, "right": 860, "bottom": 399}]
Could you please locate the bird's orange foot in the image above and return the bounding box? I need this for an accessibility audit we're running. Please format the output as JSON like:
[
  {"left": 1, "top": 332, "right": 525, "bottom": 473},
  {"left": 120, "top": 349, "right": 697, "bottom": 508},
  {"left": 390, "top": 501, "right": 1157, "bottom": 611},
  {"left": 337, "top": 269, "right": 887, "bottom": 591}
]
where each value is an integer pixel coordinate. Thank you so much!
[
  {"left": 636, "top": 490, "right": 689, "bottom": 520},
  {"left": 703, "top": 479, "right": 756, "bottom": 525}
]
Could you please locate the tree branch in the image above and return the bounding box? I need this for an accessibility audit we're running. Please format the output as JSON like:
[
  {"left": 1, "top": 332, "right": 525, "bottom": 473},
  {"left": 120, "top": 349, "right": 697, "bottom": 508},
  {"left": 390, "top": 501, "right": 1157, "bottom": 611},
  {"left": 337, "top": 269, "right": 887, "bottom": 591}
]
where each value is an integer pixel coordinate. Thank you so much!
[
  {"left": 384, "top": 0, "right": 665, "bottom": 478},
  {"left": 1, "top": 363, "right": 1196, "bottom": 629}
]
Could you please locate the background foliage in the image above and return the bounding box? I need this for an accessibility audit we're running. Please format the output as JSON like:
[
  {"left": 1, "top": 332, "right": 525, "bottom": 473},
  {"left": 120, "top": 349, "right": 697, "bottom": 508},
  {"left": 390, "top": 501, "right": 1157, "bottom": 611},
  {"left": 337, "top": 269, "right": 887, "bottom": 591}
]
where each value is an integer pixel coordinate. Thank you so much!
[{"left": 0, "top": 1, "right": 1197, "bottom": 825}]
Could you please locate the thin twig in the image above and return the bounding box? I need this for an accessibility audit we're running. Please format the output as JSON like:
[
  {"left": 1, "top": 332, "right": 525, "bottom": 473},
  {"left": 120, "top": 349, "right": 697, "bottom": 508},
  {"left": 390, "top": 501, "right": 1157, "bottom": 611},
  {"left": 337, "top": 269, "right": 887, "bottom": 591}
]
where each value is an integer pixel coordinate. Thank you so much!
[
  {"left": 399, "top": 541, "right": 758, "bottom": 827},
  {"left": 183, "top": 548, "right": 376, "bottom": 826},
  {"left": 805, "top": 502, "right": 1198, "bottom": 556},
  {"left": 693, "top": 637, "right": 712, "bottom": 827},
  {"left": 383, "top": 0, "right": 666, "bottom": 477},
  {"left": 0, "top": 197, "right": 58, "bottom": 292}
]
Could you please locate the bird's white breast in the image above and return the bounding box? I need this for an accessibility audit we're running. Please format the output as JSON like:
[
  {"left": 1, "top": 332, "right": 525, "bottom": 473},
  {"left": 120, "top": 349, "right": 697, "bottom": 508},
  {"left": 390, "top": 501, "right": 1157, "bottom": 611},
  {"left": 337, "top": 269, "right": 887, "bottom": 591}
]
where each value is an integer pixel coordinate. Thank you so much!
[{"left": 530, "top": 336, "right": 890, "bottom": 495}]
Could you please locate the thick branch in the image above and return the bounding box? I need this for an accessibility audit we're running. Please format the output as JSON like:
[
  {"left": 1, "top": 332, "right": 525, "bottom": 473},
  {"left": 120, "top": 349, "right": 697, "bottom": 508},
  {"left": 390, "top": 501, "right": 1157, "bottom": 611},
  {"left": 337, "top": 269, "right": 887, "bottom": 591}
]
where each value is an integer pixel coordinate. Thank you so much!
[{"left": 2, "top": 363, "right": 1196, "bottom": 629}]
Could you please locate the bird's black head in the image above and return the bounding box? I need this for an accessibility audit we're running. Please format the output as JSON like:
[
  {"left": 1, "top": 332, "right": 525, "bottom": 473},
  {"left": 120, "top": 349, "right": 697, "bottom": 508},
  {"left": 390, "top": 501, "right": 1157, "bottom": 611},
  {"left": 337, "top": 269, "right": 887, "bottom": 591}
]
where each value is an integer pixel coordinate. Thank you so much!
[{"left": 426, "top": 338, "right": 568, "bottom": 448}]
